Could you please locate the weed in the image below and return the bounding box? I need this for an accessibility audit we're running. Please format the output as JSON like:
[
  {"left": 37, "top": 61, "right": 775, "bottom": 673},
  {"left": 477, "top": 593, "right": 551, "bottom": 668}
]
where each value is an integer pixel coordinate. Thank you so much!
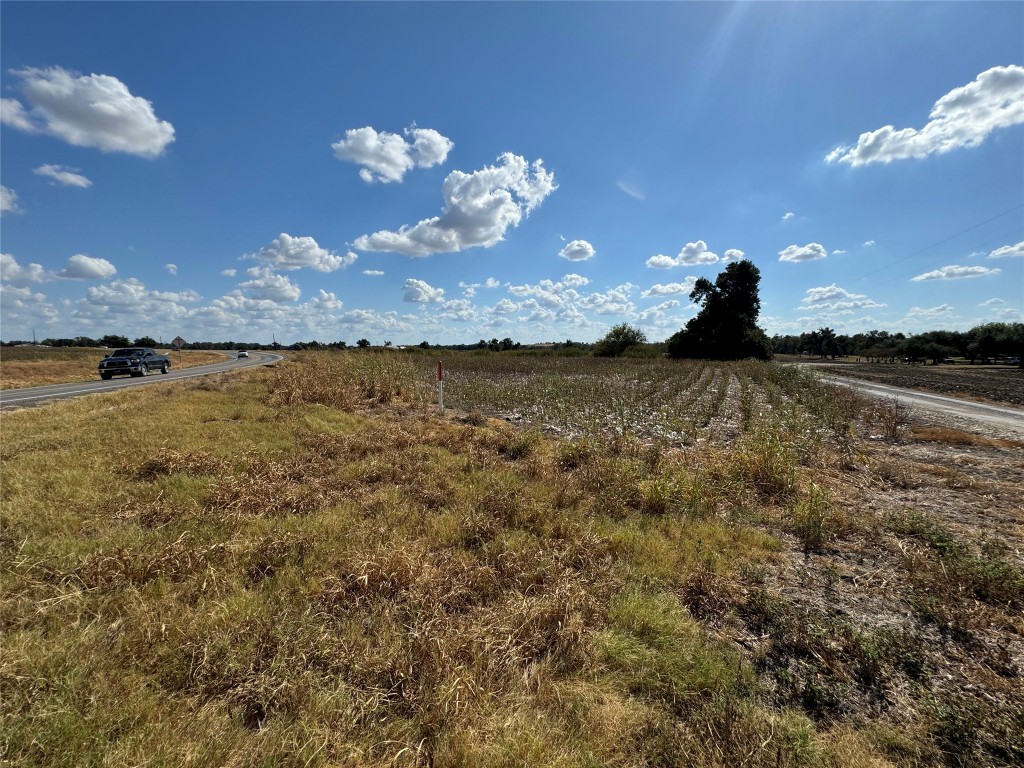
[
  {"left": 790, "top": 483, "right": 832, "bottom": 558},
  {"left": 679, "top": 555, "right": 737, "bottom": 620},
  {"left": 892, "top": 511, "right": 1024, "bottom": 610},
  {"left": 733, "top": 426, "right": 799, "bottom": 501},
  {"left": 873, "top": 397, "right": 913, "bottom": 441}
]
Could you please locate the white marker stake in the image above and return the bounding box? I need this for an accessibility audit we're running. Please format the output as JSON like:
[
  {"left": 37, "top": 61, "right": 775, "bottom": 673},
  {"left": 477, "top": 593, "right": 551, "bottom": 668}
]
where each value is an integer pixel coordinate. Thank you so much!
[{"left": 437, "top": 359, "right": 444, "bottom": 413}]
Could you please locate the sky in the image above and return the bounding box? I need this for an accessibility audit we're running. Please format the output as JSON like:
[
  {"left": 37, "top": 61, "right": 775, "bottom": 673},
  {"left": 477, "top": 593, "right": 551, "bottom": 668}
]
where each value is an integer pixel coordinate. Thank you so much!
[{"left": 1, "top": 2, "right": 1022, "bottom": 346}]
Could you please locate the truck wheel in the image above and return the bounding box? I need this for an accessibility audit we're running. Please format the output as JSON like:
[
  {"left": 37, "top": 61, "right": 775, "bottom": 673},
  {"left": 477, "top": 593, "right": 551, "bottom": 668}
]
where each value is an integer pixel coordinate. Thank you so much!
[
  {"left": 100, "top": 373, "right": 112, "bottom": 380},
  {"left": 140, "top": 364, "right": 149, "bottom": 376},
  {"left": 161, "top": 362, "right": 170, "bottom": 374}
]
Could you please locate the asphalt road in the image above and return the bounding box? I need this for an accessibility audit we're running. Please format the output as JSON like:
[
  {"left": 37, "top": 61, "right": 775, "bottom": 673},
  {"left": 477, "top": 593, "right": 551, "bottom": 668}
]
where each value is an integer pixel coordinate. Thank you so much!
[
  {"left": 816, "top": 372, "right": 1024, "bottom": 435},
  {"left": 0, "top": 351, "right": 284, "bottom": 411}
]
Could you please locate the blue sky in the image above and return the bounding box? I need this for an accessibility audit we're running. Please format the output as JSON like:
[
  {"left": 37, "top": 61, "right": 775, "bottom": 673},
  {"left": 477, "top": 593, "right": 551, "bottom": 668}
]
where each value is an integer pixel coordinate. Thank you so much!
[{"left": 2, "top": 2, "right": 1022, "bottom": 346}]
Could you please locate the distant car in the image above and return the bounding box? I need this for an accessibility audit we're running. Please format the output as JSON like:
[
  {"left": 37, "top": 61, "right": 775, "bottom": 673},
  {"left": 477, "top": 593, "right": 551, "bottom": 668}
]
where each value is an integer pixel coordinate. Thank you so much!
[{"left": 237, "top": 350, "right": 249, "bottom": 358}]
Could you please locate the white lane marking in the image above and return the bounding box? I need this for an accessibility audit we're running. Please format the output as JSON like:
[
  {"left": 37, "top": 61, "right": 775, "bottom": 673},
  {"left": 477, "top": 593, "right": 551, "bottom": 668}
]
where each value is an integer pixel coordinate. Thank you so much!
[{"left": 0, "top": 354, "right": 282, "bottom": 405}]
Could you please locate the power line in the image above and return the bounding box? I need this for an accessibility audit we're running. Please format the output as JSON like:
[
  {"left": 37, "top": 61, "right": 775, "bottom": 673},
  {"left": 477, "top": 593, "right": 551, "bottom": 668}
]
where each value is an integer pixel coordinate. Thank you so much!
[
  {"left": 854, "top": 203, "right": 1023, "bottom": 283},
  {"left": 869, "top": 225, "right": 1023, "bottom": 289}
]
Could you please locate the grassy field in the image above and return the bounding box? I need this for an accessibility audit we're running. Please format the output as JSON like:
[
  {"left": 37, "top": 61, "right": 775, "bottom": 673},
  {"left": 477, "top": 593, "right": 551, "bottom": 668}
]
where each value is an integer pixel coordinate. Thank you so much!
[
  {"left": 0, "top": 347, "right": 230, "bottom": 389},
  {"left": 2, "top": 351, "right": 1021, "bottom": 767}
]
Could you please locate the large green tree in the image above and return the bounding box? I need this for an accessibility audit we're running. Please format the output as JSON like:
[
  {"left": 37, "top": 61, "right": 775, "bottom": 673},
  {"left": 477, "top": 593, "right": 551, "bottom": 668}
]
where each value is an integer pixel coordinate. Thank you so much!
[
  {"left": 594, "top": 323, "right": 647, "bottom": 357},
  {"left": 666, "top": 259, "right": 771, "bottom": 360}
]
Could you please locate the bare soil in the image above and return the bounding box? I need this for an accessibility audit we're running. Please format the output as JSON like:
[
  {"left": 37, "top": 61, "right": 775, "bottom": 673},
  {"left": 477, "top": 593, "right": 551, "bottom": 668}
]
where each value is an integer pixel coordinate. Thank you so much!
[{"left": 815, "top": 362, "right": 1024, "bottom": 407}]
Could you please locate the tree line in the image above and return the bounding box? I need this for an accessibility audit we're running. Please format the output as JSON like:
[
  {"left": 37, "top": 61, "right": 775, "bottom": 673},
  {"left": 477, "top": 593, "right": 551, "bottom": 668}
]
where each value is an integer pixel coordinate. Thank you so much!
[
  {"left": 771, "top": 323, "right": 1024, "bottom": 365},
  {"left": 5, "top": 259, "right": 1019, "bottom": 367}
]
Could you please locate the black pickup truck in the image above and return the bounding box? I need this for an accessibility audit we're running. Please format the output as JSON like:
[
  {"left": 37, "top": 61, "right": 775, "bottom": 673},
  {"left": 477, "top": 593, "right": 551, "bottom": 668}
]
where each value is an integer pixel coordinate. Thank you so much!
[{"left": 98, "top": 347, "right": 171, "bottom": 379}]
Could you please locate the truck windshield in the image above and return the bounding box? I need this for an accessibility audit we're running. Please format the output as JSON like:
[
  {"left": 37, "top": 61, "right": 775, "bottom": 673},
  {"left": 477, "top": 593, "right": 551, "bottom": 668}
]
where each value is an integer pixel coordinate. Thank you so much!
[{"left": 112, "top": 349, "right": 143, "bottom": 356}]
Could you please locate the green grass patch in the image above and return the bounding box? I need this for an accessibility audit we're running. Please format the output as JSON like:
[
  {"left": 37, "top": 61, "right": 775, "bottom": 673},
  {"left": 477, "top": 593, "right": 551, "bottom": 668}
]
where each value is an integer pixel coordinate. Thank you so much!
[{"left": 0, "top": 352, "right": 921, "bottom": 766}]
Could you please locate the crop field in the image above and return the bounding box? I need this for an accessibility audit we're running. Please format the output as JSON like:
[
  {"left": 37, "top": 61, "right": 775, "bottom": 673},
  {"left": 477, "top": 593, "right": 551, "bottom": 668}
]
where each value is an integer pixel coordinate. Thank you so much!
[
  {"left": 441, "top": 355, "right": 864, "bottom": 452},
  {"left": 2, "top": 351, "right": 1022, "bottom": 767},
  {"left": 0, "top": 347, "right": 230, "bottom": 389}
]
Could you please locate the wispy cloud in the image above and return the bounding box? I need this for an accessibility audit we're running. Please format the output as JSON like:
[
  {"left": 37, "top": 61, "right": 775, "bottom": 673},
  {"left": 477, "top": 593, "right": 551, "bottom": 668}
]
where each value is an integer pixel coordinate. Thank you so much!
[
  {"left": 616, "top": 180, "right": 646, "bottom": 201},
  {"left": 911, "top": 265, "right": 1000, "bottom": 281},
  {"left": 34, "top": 164, "right": 93, "bottom": 188},
  {"left": 989, "top": 241, "right": 1023, "bottom": 259}
]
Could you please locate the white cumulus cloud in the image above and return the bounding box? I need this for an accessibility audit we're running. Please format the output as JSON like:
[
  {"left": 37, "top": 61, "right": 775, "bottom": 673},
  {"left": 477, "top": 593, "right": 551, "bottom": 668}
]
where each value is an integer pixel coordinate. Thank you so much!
[
  {"left": 678, "top": 240, "right": 720, "bottom": 265},
  {"left": 86, "top": 278, "right": 198, "bottom": 308},
  {"left": 5, "top": 66, "right": 175, "bottom": 157},
  {"left": 363, "top": 269, "right": 385, "bottom": 276},
  {"left": 1, "top": 98, "right": 35, "bottom": 131},
  {"left": 458, "top": 277, "right": 500, "bottom": 297},
  {"left": 438, "top": 299, "right": 477, "bottom": 321},
  {"left": 402, "top": 278, "right": 445, "bottom": 303},
  {"left": 911, "top": 265, "right": 1001, "bottom": 281},
  {"left": 57, "top": 254, "right": 117, "bottom": 280},
  {"left": 559, "top": 239, "right": 596, "bottom": 261},
  {"left": 645, "top": 254, "right": 678, "bottom": 269},
  {"left": 989, "top": 241, "right": 1024, "bottom": 259},
  {"left": 781, "top": 211, "right": 795, "bottom": 221},
  {"left": 165, "top": 263, "right": 178, "bottom": 276},
  {"left": 800, "top": 283, "right": 885, "bottom": 310},
  {"left": 1, "top": 185, "right": 21, "bottom": 216},
  {"left": 559, "top": 274, "right": 590, "bottom": 288},
  {"left": 645, "top": 240, "right": 736, "bottom": 269},
  {"left": 1, "top": 253, "right": 47, "bottom": 284},
  {"left": 779, "top": 243, "right": 828, "bottom": 262},
  {"left": 220, "top": 268, "right": 237, "bottom": 277},
  {"left": 641, "top": 279, "right": 696, "bottom": 298},
  {"left": 246, "top": 233, "right": 351, "bottom": 272},
  {"left": 577, "top": 283, "right": 636, "bottom": 316},
  {"left": 238, "top": 270, "right": 301, "bottom": 302},
  {"left": 33, "top": 164, "right": 92, "bottom": 188},
  {"left": 353, "top": 153, "right": 557, "bottom": 257},
  {"left": 332, "top": 126, "right": 453, "bottom": 183},
  {"left": 826, "top": 66, "right": 1024, "bottom": 167},
  {"left": 492, "top": 298, "right": 519, "bottom": 314},
  {"left": 637, "top": 299, "right": 680, "bottom": 323}
]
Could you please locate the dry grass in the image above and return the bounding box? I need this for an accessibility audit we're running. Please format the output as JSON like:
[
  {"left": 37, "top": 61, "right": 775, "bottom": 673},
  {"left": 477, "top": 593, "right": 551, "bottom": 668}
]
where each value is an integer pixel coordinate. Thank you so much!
[
  {"left": 0, "top": 346, "right": 227, "bottom": 389},
  {"left": 909, "top": 425, "right": 1024, "bottom": 449},
  {"left": 2, "top": 351, "right": 1020, "bottom": 767}
]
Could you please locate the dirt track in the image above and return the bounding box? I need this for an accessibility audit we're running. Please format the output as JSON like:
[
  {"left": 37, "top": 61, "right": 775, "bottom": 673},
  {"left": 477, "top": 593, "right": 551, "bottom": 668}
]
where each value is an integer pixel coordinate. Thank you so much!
[
  {"left": 814, "top": 362, "right": 1024, "bottom": 406},
  {"left": 819, "top": 372, "right": 1024, "bottom": 439}
]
